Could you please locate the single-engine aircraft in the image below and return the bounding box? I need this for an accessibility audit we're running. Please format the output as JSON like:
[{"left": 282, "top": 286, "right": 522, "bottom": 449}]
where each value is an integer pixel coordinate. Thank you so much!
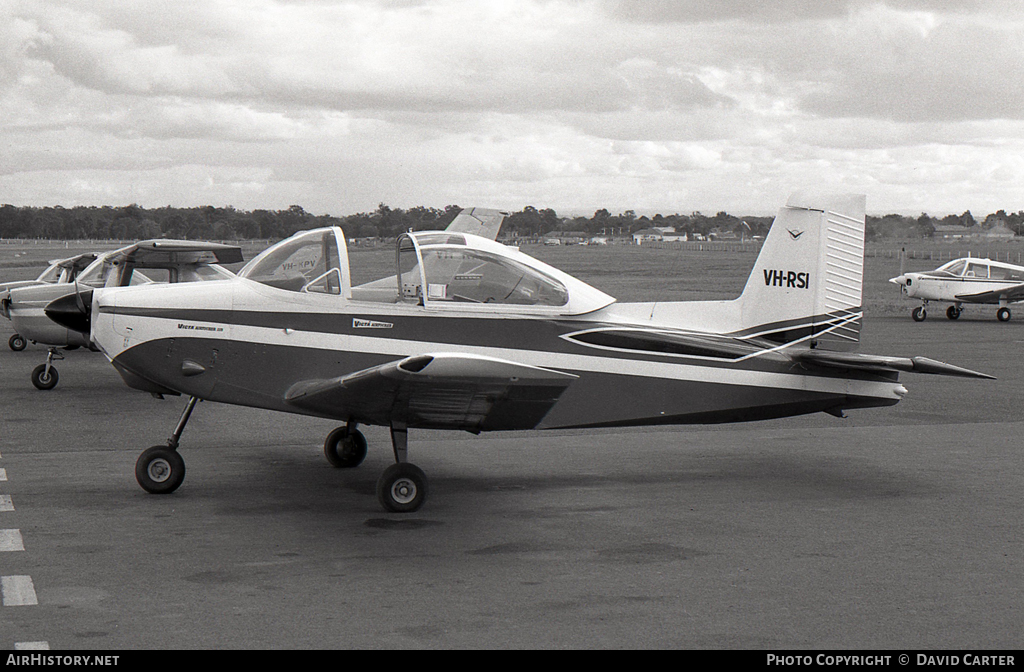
[
  {"left": 46, "top": 195, "right": 992, "bottom": 513},
  {"left": 2, "top": 253, "right": 98, "bottom": 351},
  {"left": 9, "top": 239, "right": 242, "bottom": 389},
  {"left": 890, "top": 256, "right": 1024, "bottom": 322}
]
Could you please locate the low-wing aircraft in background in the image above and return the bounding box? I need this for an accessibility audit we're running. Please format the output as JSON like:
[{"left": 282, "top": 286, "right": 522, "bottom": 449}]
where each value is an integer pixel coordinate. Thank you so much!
[
  {"left": 890, "top": 256, "right": 1024, "bottom": 322},
  {"left": 46, "top": 194, "right": 993, "bottom": 513},
  {"left": 2, "top": 253, "right": 98, "bottom": 351},
  {"left": 7, "top": 240, "right": 242, "bottom": 389}
]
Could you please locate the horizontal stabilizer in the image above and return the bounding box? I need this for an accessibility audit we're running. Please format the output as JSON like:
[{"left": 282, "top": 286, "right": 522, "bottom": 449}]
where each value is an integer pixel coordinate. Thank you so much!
[
  {"left": 795, "top": 350, "right": 995, "bottom": 379},
  {"left": 285, "top": 353, "right": 578, "bottom": 431}
]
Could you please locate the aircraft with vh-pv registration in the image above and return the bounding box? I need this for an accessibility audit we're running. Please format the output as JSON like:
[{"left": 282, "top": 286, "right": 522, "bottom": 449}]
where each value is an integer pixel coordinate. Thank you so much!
[
  {"left": 2, "top": 253, "right": 98, "bottom": 351},
  {"left": 6, "top": 239, "right": 242, "bottom": 389},
  {"left": 890, "top": 256, "right": 1024, "bottom": 322},
  {"left": 45, "top": 195, "right": 993, "bottom": 513}
]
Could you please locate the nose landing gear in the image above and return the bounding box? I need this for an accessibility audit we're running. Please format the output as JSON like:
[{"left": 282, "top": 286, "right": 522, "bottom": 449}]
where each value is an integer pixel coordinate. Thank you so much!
[
  {"left": 31, "top": 348, "right": 64, "bottom": 390},
  {"left": 135, "top": 396, "right": 198, "bottom": 494}
]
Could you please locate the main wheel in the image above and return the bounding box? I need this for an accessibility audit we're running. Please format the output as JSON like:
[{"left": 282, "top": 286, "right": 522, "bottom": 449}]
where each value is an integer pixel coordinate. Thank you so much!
[
  {"left": 30, "top": 364, "right": 58, "bottom": 390},
  {"left": 323, "top": 427, "right": 368, "bottom": 468},
  {"left": 376, "top": 463, "right": 428, "bottom": 513},
  {"left": 135, "top": 446, "right": 186, "bottom": 494},
  {"left": 946, "top": 305, "right": 961, "bottom": 320},
  {"left": 8, "top": 334, "right": 26, "bottom": 351},
  {"left": 912, "top": 306, "right": 927, "bottom": 322},
  {"left": 997, "top": 307, "right": 1011, "bottom": 322}
]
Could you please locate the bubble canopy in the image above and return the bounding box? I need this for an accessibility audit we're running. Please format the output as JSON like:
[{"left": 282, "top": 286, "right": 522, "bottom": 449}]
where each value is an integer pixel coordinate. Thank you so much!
[{"left": 240, "top": 227, "right": 615, "bottom": 315}]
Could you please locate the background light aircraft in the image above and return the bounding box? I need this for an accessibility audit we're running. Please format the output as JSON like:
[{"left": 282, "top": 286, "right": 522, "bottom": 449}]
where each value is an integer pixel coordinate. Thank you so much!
[
  {"left": 890, "top": 256, "right": 1024, "bottom": 322},
  {"left": 10, "top": 239, "right": 242, "bottom": 389},
  {"left": 2, "top": 253, "right": 97, "bottom": 351},
  {"left": 48, "top": 194, "right": 993, "bottom": 513}
]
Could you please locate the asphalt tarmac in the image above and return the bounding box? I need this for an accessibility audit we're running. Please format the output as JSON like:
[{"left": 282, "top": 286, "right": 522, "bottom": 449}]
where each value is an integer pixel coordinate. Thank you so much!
[{"left": 0, "top": 314, "right": 1020, "bottom": 649}]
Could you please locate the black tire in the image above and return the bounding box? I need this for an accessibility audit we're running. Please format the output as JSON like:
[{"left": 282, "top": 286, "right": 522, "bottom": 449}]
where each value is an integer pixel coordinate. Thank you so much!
[
  {"left": 135, "top": 446, "right": 186, "bottom": 494},
  {"left": 997, "top": 307, "right": 1011, "bottom": 322},
  {"left": 8, "top": 334, "right": 26, "bottom": 351},
  {"left": 911, "top": 306, "right": 926, "bottom": 322},
  {"left": 30, "top": 364, "right": 58, "bottom": 390},
  {"left": 376, "top": 463, "right": 428, "bottom": 513},
  {"left": 946, "top": 305, "right": 960, "bottom": 320},
  {"left": 323, "top": 427, "right": 368, "bottom": 468}
]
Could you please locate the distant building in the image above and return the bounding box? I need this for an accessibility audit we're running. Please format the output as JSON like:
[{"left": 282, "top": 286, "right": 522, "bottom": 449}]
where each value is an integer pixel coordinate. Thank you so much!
[
  {"left": 544, "top": 230, "right": 588, "bottom": 245},
  {"left": 934, "top": 223, "right": 1015, "bottom": 241},
  {"left": 933, "top": 224, "right": 969, "bottom": 240},
  {"left": 631, "top": 228, "right": 664, "bottom": 244},
  {"left": 981, "top": 224, "right": 1016, "bottom": 241}
]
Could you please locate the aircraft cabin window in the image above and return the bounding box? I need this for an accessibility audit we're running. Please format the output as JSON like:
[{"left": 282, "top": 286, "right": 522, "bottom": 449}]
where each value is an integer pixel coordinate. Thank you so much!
[
  {"left": 940, "top": 260, "right": 966, "bottom": 277},
  {"left": 989, "top": 266, "right": 1011, "bottom": 281},
  {"left": 38, "top": 264, "right": 62, "bottom": 283},
  {"left": 966, "top": 262, "right": 988, "bottom": 279},
  {"left": 78, "top": 261, "right": 115, "bottom": 288},
  {"left": 419, "top": 247, "right": 569, "bottom": 307},
  {"left": 242, "top": 230, "right": 341, "bottom": 294}
]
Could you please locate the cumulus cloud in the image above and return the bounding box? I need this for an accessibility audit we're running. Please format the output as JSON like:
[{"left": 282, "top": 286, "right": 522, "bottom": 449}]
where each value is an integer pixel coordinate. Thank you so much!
[{"left": 2, "top": 0, "right": 1023, "bottom": 215}]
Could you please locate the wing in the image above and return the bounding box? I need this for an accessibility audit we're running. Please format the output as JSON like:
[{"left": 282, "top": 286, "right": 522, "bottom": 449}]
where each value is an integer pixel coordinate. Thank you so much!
[
  {"left": 284, "top": 353, "right": 578, "bottom": 431},
  {"left": 954, "top": 282, "right": 1024, "bottom": 304},
  {"left": 794, "top": 350, "right": 995, "bottom": 379},
  {"left": 445, "top": 207, "right": 508, "bottom": 240}
]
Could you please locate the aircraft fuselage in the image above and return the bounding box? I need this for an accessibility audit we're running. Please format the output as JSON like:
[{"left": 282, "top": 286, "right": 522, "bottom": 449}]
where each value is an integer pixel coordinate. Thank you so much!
[{"left": 93, "top": 279, "right": 905, "bottom": 431}]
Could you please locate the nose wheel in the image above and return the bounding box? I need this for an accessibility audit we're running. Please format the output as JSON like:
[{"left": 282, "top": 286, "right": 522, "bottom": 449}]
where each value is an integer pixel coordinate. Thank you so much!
[
  {"left": 135, "top": 446, "right": 186, "bottom": 494},
  {"left": 135, "top": 396, "right": 198, "bottom": 494},
  {"left": 31, "top": 348, "right": 64, "bottom": 390},
  {"left": 8, "top": 333, "right": 26, "bottom": 351}
]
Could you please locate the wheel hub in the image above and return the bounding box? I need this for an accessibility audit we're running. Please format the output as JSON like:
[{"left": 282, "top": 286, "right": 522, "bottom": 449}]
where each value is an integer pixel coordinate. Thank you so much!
[
  {"left": 390, "top": 478, "right": 417, "bottom": 505},
  {"left": 147, "top": 458, "right": 172, "bottom": 483}
]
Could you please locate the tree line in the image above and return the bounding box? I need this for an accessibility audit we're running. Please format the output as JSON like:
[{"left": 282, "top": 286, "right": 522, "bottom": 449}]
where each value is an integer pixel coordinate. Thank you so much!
[{"left": 1, "top": 202, "right": 1022, "bottom": 242}]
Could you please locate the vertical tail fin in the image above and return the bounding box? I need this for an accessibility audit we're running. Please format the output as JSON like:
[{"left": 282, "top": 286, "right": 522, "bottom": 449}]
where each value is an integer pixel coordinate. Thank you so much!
[{"left": 736, "top": 192, "right": 865, "bottom": 349}]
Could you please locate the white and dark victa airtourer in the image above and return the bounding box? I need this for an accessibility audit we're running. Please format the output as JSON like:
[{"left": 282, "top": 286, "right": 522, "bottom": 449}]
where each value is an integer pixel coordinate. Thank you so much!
[{"left": 46, "top": 195, "right": 993, "bottom": 512}]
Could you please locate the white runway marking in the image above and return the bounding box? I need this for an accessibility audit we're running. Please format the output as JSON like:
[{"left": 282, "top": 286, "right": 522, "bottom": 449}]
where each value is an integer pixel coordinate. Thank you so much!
[
  {"left": 0, "top": 529, "right": 25, "bottom": 552},
  {"left": 0, "top": 468, "right": 6, "bottom": 481},
  {"left": 0, "top": 495, "right": 12, "bottom": 512},
  {"left": 1, "top": 575, "right": 38, "bottom": 606},
  {"left": 14, "top": 642, "right": 50, "bottom": 650}
]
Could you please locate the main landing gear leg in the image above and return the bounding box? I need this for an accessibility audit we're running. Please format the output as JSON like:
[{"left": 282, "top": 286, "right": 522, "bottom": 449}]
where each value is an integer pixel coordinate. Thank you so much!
[
  {"left": 135, "top": 396, "right": 198, "bottom": 494},
  {"left": 376, "top": 420, "right": 428, "bottom": 513},
  {"left": 31, "top": 348, "right": 64, "bottom": 390}
]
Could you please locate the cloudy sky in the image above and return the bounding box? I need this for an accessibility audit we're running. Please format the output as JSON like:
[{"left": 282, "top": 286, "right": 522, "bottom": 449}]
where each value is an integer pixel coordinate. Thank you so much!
[{"left": 2, "top": 0, "right": 1023, "bottom": 217}]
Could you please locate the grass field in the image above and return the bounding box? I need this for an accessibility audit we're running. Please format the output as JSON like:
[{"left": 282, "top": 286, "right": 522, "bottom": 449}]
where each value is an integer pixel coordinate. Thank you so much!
[{"left": 4, "top": 236, "right": 1024, "bottom": 318}]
